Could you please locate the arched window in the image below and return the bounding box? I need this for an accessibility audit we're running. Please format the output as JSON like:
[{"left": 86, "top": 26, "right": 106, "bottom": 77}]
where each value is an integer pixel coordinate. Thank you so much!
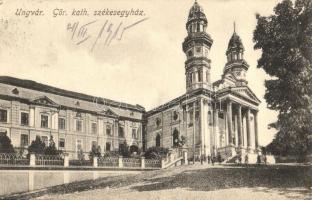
[
  {"left": 156, "top": 134, "right": 161, "bottom": 147},
  {"left": 172, "top": 129, "right": 179, "bottom": 148}
]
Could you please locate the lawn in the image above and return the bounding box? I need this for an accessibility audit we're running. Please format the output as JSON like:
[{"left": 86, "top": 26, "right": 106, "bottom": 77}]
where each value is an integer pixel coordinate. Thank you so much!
[{"left": 5, "top": 164, "right": 312, "bottom": 200}]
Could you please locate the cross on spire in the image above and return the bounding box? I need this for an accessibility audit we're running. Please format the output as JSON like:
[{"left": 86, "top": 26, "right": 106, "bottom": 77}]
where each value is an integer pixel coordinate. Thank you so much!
[{"left": 234, "top": 21, "right": 236, "bottom": 33}]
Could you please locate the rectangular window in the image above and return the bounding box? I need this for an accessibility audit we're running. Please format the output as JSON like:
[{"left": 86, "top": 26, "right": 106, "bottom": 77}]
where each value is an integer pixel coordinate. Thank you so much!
[
  {"left": 106, "top": 142, "right": 111, "bottom": 151},
  {"left": 41, "top": 136, "right": 48, "bottom": 147},
  {"left": 106, "top": 125, "right": 111, "bottom": 136},
  {"left": 189, "top": 110, "right": 194, "bottom": 127},
  {"left": 206, "top": 71, "right": 210, "bottom": 82},
  {"left": 20, "top": 134, "right": 28, "bottom": 147},
  {"left": 76, "top": 120, "right": 82, "bottom": 132},
  {"left": 91, "top": 122, "right": 97, "bottom": 134},
  {"left": 58, "top": 118, "right": 66, "bottom": 130},
  {"left": 76, "top": 139, "right": 82, "bottom": 152},
  {"left": 0, "top": 109, "right": 7, "bottom": 122},
  {"left": 59, "top": 138, "right": 65, "bottom": 148},
  {"left": 41, "top": 115, "right": 49, "bottom": 128},
  {"left": 119, "top": 143, "right": 124, "bottom": 151},
  {"left": 118, "top": 127, "right": 124, "bottom": 138},
  {"left": 132, "top": 129, "right": 137, "bottom": 139},
  {"left": 21, "top": 112, "right": 29, "bottom": 126}
]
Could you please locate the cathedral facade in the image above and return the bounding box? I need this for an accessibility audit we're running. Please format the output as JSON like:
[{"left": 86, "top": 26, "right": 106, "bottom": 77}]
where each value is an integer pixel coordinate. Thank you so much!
[{"left": 145, "top": 1, "right": 261, "bottom": 159}]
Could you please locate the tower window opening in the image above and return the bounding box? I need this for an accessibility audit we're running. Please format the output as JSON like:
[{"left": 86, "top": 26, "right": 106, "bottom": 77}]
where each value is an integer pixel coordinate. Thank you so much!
[
  {"left": 188, "top": 50, "right": 193, "bottom": 57},
  {"left": 206, "top": 71, "right": 210, "bottom": 82},
  {"left": 198, "top": 71, "right": 202, "bottom": 82}
]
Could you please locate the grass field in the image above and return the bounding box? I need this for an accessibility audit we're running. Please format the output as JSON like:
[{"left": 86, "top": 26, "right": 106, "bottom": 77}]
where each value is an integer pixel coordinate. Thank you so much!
[{"left": 7, "top": 163, "right": 312, "bottom": 200}]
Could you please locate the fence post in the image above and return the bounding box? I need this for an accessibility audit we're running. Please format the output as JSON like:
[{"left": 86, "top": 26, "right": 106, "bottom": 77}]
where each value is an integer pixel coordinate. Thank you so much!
[
  {"left": 118, "top": 156, "right": 123, "bottom": 168},
  {"left": 64, "top": 153, "right": 69, "bottom": 167},
  {"left": 183, "top": 151, "right": 188, "bottom": 165},
  {"left": 93, "top": 156, "right": 98, "bottom": 168},
  {"left": 141, "top": 157, "right": 145, "bottom": 169},
  {"left": 161, "top": 158, "right": 165, "bottom": 169},
  {"left": 29, "top": 154, "right": 36, "bottom": 167}
]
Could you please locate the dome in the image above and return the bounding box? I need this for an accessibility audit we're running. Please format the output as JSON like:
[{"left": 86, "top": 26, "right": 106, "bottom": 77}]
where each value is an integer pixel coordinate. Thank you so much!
[
  {"left": 187, "top": 1, "right": 207, "bottom": 24},
  {"left": 227, "top": 32, "right": 244, "bottom": 53}
]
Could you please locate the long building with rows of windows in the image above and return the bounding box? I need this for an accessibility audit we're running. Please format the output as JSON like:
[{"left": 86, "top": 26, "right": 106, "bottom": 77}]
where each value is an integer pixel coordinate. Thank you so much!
[{"left": 0, "top": 76, "right": 145, "bottom": 159}]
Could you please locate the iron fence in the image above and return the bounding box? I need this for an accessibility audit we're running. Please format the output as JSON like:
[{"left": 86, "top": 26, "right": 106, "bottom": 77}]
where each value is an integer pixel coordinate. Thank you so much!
[
  {"left": 122, "top": 157, "right": 141, "bottom": 168},
  {"left": 0, "top": 153, "right": 29, "bottom": 165},
  {"left": 69, "top": 159, "right": 93, "bottom": 167},
  {"left": 35, "top": 155, "right": 63, "bottom": 166},
  {"left": 145, "top": 159, "right": 161, "bottom": 168},
  {"left": 97, "top": 157, "right": 118, "bottom": 167}
]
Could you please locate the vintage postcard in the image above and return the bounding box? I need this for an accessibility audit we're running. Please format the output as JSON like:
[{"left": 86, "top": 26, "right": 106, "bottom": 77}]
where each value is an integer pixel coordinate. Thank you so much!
[{"left": 0, "top": 0, "right": 311, "bottom": 199}]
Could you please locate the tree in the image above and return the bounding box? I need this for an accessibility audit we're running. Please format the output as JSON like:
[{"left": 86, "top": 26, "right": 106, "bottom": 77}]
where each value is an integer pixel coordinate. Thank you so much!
[
  {"left": 28, "top": 136, "right": 45, "bottom": 154},
  {"left": 89, "top": 145, "right": 101, "bottom": 159},
  {"left": 0, "top": 132, "right": 15, "bottom": 153},
  {"left": 253, "top": 0, "right": 312, "bottom": 155},
  {"left": 44, "top": 136, "right": 60, "bottom": 155},
  {"left": 118, "top": 141, "right": 130, "bottom": 157}
]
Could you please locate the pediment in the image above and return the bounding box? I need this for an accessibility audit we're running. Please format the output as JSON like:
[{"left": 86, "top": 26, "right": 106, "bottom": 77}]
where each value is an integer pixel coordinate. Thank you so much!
[
  {"left": 232, "top": 87, "right": 261, "bottom": 103},
  {"left": 224, "top": 73, "right": 237, "bottom": 83},
  {"left": 31, "top": 96, "right": 59, "bottom": 107},
  {"left": 99, "top": 108, "right": 118, "bottom": 117}
]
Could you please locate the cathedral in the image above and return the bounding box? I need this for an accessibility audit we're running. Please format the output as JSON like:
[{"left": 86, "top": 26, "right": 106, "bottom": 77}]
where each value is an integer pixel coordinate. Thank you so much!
[
  {"left": 0, "top": 1, "right": 260, "bottom": 160},
  {"left": 145, "top": 1, "right": 261, "bottom": 159}
]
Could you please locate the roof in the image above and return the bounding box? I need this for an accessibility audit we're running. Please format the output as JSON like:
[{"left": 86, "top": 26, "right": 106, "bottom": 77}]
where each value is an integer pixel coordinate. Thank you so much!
[
  {"left": 187, "top": 1, "right": 207, "bottom": 24},
  {"left": 227, "top": 32, "right": 244, "bottom": 54},
  {"left": 0, "top": 76, "right": 145, "bottom": 121},
  {"left": 0, "top": 76, "right": 145, "bottom": 112}
]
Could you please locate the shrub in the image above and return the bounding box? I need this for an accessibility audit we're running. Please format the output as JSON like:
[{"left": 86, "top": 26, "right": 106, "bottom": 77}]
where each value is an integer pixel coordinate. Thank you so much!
[
  {"left": 44, "top": 136, "right": 61, "bottom": 155},
  {"left": 144, "top": 147, "right": 169, "bottom": 159},
  {"left": 119, "top": 141, "right": 130, "bottom": 157},
  {"left": 0, "top": 132, "right": 15, "bottom": 153},
  {"left": 28, "top": 136, "right": 45, "bottom": 154},
  {"left": 89, "top": 145, "right": 101, "bottom": 159}
]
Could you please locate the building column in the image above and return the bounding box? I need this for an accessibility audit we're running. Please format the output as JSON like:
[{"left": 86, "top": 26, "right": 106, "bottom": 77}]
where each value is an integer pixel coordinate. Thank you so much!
[
  {"left": 246, "top": 108, "right": 251, "bottom": 150},
  {"left": 213, "top": 108, "right": 219, "bottom": 149},
  {"left": 227, "top": 100, "right": 233, "bottom": 145},
  {"left": 237, "top": 105, "right": 243, "bottom": 146},
  {"left": 200, "top": 98, "right": 205, "bottom": 156},
  {"left": 234, "top": 113, "right": 238, "bottom": 146},
  {"left": 254, "top": 111, "right": 259, "bottom": 150},
  {"left": 192, "top": 102, "right": 196, "bottom": 163}
]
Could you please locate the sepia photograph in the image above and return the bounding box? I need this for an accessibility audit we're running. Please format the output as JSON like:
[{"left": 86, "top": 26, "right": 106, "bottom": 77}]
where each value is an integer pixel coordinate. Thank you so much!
[{"left": 0, "top": 0, "right": 311, "bottom": 199}]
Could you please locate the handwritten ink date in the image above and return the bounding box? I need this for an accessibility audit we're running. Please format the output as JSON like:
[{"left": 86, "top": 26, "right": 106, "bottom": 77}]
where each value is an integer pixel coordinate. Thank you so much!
[{"left": 66, "top": 18, "right": 148, "bottom": 52}]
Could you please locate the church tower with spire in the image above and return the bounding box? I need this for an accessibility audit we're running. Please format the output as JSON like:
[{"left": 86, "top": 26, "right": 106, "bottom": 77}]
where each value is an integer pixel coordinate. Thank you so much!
[
  {"left": 182, "top": 1, "right": 213, "bottom": 93},
  {"left": 223, "top": 23, "right": 249, "bottom": 86}
]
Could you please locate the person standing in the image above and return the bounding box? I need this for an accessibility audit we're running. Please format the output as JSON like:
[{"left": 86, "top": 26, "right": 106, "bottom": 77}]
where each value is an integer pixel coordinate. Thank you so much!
[{"left": 245, "top": 154, "right": 249, "bottom": 166}]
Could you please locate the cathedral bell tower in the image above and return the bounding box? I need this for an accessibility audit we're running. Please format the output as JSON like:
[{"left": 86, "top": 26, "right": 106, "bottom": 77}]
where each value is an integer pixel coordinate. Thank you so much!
[
  {"left": 182, "top": 1, "right": 213, "bottom": 93},
  {"left": 223, "top": 23, "right": 249, "bottom": 86}
]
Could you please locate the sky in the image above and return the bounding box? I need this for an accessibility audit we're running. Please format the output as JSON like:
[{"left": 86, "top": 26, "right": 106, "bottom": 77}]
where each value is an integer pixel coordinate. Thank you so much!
[{"left": 0, "top": 0, "right": 281, "bottom": 146}]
